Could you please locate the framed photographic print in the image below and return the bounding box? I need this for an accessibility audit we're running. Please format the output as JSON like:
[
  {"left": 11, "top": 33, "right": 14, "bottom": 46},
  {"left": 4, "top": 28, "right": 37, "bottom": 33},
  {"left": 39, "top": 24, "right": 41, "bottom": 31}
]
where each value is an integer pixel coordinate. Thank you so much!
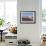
[{"left": 20, "top": 11, "right": 36, "bottom": 24}]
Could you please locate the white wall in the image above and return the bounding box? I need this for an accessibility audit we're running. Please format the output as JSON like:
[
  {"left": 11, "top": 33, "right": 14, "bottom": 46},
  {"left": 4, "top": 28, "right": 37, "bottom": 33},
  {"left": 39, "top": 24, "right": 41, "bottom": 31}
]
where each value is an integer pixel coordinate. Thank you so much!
[{"left": 17, "top": 0, "right": 42, "bottom": 46}]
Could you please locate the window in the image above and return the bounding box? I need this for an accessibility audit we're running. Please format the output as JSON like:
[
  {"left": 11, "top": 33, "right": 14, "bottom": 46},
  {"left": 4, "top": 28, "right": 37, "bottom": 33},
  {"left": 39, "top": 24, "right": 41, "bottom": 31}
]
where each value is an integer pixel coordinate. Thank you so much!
[
  {"left": 5, "top": 1, "right": 17, "bottom": 25},
  {"left": 42, "top": 0, "right": 46, "bottom": 21},
  {"left": 42, "top": 0, "right": 46, "bottom": 33},
  {"left": 42, "top": 0, "right": 46, "bottom": 26},
  {"left": 0, "top": 1, "right": 4, "bottom": 18},
  {"left": 0, "top": 0, "right": 17, "bottom": 27}
]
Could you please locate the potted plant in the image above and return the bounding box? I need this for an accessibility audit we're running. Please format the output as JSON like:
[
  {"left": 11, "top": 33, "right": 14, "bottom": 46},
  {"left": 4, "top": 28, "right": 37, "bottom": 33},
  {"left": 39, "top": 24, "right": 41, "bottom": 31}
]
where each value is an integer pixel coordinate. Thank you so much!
[{"left": 0, "top": 18, "right": 5, "bottom": 27}]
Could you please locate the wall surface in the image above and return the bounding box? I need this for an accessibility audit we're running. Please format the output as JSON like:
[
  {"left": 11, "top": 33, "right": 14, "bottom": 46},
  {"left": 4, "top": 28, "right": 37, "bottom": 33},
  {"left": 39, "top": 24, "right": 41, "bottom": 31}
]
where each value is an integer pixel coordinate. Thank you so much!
[{"left": 17, "top": 0, "right": 42, "bottom": 46}]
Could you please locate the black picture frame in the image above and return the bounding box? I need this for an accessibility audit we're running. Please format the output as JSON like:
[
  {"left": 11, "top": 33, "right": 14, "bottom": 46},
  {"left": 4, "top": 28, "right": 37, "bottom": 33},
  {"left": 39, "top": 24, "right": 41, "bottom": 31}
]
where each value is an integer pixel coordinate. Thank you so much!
[{"left": 20, "top": 11, "right": 36, "bottom": 24}]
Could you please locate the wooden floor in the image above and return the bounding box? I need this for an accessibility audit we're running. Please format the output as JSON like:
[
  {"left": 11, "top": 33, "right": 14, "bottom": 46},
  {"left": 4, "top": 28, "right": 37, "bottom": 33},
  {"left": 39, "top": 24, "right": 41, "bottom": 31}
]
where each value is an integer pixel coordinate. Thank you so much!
[
  {"left": 0, "top": 41, "right": 5, "bottom": 46},
  {"left": 0, "top": 41, "right": 46, "bottom": 46}
]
